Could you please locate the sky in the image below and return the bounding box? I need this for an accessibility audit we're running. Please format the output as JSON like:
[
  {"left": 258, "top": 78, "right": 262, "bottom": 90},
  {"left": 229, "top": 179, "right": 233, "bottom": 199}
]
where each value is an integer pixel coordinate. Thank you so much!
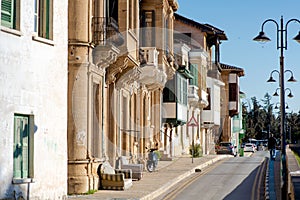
[{"left": 177, "top": 0, "right": 300, "bottom": 113}]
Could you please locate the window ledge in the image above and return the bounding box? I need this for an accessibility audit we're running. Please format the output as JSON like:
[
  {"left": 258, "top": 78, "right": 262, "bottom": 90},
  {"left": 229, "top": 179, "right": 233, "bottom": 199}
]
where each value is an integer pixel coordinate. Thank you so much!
[
  {"left": 12, "top": 178, "right": 35, "bottom": 184},
  {"left": 32, "top": 35, "right": 54, "bottom": 46},
  {"left": 1, "top": 26, "right": 22, "bottom": 37}
]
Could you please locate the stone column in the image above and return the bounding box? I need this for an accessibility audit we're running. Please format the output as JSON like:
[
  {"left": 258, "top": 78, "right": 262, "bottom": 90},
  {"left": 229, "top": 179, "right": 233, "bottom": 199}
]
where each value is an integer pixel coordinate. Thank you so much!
[
  {"left": 68, "top": 0, "right": 91, "bottom": 194},
  {"left": 106, "top": 83, "right": 117, "bottom": 166}
]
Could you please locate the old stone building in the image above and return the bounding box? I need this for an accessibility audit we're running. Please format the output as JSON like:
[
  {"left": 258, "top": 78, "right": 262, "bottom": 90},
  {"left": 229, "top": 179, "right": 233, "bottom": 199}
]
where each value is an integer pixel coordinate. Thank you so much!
[
  {"left": 67, "top": 0, "right": 178, "bottom": 194},
  {"left": 173, "top": 13, "right": 229, "bottom": 155},
  {"left": 220, "top": 64, "right": 245, "bottom": 143},
  {"left": 0, "top": 0, "right": 68, "bottom": 199}
]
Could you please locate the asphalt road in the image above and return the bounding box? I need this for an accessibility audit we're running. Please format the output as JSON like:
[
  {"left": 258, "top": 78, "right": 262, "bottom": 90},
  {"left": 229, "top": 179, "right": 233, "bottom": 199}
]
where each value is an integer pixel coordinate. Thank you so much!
[{"left": 157, "top": 151, "right": 268, "bottom": 200}]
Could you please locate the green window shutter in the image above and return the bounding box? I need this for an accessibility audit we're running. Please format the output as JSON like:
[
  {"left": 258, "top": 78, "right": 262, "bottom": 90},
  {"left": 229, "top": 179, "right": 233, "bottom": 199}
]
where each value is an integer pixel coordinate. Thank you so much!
[
  {"left": 1, "top": 0, "right": 14, "bottom": 28},
  {"left": 13, "top": 117, "right": 22, "bottom": 178},
  {"left": 21, "top": 117, "right": 29, "bottom": 178},
  {"left": 183, "top": 79, "right": 187, "bottom": 105},
  {"left": 13, "top": 115, "right": 29, "bottom": 178},
  {"left": 38, "top": 0, "right": 51, "bottom": 39},
  {"left": 189, "top": 64, "right": 198, "bottom": 86},
  {"left": 45, "top": 0, "right": 50, "bottom": 39}
]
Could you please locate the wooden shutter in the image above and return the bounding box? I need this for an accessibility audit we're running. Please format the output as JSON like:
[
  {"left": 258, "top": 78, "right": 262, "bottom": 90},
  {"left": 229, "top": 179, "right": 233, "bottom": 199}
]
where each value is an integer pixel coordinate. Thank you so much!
[
  {"left": 38, "top": 0, "right": 51, "bottom": 39},
  {"left": 13, "top": 115, "right": 29, "bottom": 178},
  {"left": 22, "top": 117, "right": 29, "bottom": 178},
  {"left": 45, "top": 0, "right": 50, "bottom": 39},
  {"left": 189, "top": 64, "right": 198, "bottom": 86},
  {"left": 1, "top": 0, "right": 14, "bottom": 28},
  {"left": 13, "top": 116, "right": 22, "bottom": 178}
]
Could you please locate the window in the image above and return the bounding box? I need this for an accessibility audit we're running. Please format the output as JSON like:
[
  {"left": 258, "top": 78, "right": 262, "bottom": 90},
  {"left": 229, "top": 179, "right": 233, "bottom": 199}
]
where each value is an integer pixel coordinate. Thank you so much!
[
  {"left": 13, "top": 114, "right": 34, "bottom": 179},
  {"left": 229, "top": 83, "right": 237, "bottom": 101},
  {"left": 182, "top": 78, "right": 187, "bottom": 105},
  {"left": 108, "top": 0, "right": 118, "bottom": 22},
  {"left": 129, "top": 0, "right": 132, "bottom": 29},
  {"left": 34, "top": 0, "right": 53, "bottom": 39},
  {"left": 204, "top": 88, "right": 211, "bottom": 110},
  {"left": 189, "top": 64, "right": 198, "bottom": 86},
  {"left": 176, "top": 73, "right": 187, "bottom": 105},
  {"left": 141, "top": 10, "right": 155, "bottom": 47},
  {"left": 177, "top": 74, "right": 181, "bottom": 103},
  {"left": 164, "top": 17, "right": 169, "bottom": 53},
  {"left": 92, "top": 83, "right": 102, "bottom": 158},
  {"left": 163, "top": 78, "right": 175, "bottom": 102},
  {"left": 1, "top": 0, "right": 20, "bottom": 29}
]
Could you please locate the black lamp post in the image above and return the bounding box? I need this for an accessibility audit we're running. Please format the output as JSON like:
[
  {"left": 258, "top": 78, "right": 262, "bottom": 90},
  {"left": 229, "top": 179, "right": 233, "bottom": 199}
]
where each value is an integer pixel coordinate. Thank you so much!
[{"left": 253, "top": 16, "right": 300, "bottom": 199}]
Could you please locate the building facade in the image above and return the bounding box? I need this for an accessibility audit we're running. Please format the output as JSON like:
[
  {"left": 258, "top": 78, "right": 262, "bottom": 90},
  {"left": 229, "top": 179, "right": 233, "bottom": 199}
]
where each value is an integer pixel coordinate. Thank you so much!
[
  {"left": 67, "top": 0, "right": 178, "bottom": 194},
  {"left": 0, "top": 0, "right": 246, "bottom": 198},
  {"left": 231, "top": 91, "right": 246, "bottom": 151},
  {"left": 173, "top": 13, "right": 229, "bottom": 156},
  {"left": 0, "top": 0, "right": 68, "bottom": 199},
  {"left": 220, "top": 64, "right": 245, "bottom": 143}
]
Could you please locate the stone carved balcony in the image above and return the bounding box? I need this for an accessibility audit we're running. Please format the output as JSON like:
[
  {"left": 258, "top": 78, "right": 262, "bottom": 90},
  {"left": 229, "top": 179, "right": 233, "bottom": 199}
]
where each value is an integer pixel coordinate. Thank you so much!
[
  {"left": 199, "top": 89, "right": 209, "bottom": 108},
  {"left": 92, "top": 17, "right": 124, "bottom": 68},
  {"left": 138, "top": 47, "right": 167, "bottom": 90},
  {"left": 188, "top": 85, "right": 199, "bottom": 106}
]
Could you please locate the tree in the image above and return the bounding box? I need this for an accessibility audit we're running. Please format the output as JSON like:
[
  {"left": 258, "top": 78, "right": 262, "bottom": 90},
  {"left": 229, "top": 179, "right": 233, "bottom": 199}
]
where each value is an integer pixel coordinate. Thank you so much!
[{"left": 243, "top": 95, "right": 300, "bottom": 143}]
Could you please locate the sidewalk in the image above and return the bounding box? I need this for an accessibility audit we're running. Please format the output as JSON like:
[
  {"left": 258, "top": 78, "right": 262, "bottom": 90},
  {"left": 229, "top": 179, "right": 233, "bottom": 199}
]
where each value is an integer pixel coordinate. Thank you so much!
[
  {"left": 266, "top": 150, "right": 281, "bottom": 200},
  {"left": 68, "top": 154, "right": 230, "bottom": 200}
]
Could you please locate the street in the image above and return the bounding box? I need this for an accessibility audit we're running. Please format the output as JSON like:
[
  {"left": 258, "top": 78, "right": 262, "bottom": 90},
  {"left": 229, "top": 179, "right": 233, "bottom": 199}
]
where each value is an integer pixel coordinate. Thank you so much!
[{"left": 156, "top": 151, "right": 268, "bottom": 200}]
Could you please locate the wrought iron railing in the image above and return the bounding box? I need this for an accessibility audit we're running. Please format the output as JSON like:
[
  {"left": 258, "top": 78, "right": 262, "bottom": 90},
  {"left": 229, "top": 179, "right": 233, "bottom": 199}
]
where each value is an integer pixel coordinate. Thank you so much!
[{"left": 92, "top": 17, "right": 124, "bottom": 46}]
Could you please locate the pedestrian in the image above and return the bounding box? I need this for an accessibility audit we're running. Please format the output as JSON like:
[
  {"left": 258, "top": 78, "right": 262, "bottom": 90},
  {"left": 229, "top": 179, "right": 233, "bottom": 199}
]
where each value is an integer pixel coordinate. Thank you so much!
[{"left": 268, "top": 134, "right": 277, "bottom": 160}]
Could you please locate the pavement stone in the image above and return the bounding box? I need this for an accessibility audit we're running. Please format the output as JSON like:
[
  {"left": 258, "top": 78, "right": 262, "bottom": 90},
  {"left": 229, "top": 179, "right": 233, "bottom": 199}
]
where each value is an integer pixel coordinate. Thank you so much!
[{"left": 68, "top": 154, "right": 231, "bottom": 200}]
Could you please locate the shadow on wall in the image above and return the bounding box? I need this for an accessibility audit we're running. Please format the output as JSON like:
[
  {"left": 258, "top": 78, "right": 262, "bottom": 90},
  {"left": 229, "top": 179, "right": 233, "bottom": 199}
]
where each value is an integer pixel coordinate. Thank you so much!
[{"left": 4, "top": 185, "right": 25, "bottom": 200}]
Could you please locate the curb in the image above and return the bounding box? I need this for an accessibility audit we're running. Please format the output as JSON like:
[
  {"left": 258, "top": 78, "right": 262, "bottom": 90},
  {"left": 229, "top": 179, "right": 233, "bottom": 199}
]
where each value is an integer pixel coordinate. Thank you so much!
[
  {"left": 265, "top": 158, "right": 270, "bottom": 200},
  {"left": 141, "top": 155, "right": 229, "bottom": 200}
]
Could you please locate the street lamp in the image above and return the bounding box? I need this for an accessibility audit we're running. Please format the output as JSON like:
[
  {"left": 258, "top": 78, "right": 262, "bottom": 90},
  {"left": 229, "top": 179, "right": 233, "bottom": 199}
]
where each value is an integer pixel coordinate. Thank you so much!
[
  {"left": 254, "top": 16, "right": 300, "bottom": 200},
  {"left": 267, "top": 69, "right": 297, "bottom": 83},
  {"left": 274, "top": 102, "right": 289, "bottom": 110},
  {"left": 272, "top": 87, "right": 294, "bottom": 98}
]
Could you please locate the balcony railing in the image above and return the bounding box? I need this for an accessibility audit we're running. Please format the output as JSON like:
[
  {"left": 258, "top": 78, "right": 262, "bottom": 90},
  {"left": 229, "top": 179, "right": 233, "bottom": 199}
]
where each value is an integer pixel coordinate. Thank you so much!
[
  {"left": 92, "top": 17, "right": 124, "bottom": 46},
  {"left": 188, "top": 85, "right": 199, "bottom": 100},
  {"left": 139, "top": 47, "right": 159, "bottom": 67}
]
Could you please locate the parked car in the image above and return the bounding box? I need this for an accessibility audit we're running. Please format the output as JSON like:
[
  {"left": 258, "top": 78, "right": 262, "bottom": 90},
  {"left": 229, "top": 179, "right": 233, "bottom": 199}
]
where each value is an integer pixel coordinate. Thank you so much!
[
  {"left": 243, "top": 143, "right": 255, "bottom": 153},
  {"left": 215, "top": 142, "right": 237, "bottom": 156}
]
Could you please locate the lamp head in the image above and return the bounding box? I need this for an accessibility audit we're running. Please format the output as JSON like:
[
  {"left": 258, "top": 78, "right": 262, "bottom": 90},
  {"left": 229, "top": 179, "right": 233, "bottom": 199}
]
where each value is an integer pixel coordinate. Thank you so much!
[
  {"left": 293, "top": 31, "right": 300, "bottom": 43},
  {"left": 273, "top": 91, "right": 279, "bottom": 96},
  {"left": 267, "top": 76, "right": 276, "bottom": 82},
  {"left": 253, "top": 31, "right": 271, "bottom": 42},
  {"left": 287, "top": 75, "right": 297, "bottom": 82},
  {"left": 286, "top": 105, "right": 289, "bottom": 109},
  {"left": 287, "top": 92, "right": 294, "bottom": 98}
]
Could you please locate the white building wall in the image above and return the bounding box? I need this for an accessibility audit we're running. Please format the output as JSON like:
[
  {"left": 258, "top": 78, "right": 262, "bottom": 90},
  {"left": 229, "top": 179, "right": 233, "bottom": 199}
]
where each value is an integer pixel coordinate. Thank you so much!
[
  {"left": 0, "top": 0, "right": 68, "bottom": 199},
  {"left": 203, "top": 77, "right": 224, "bottom": 125}
]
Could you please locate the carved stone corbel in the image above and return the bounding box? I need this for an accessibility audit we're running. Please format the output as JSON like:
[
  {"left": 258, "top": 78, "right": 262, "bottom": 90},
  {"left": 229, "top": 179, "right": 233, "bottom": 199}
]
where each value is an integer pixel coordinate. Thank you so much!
[
  {"left": 92, "top": 44, "right": 120, "bottom": 69},
  {"left": 106, "top": 55, "right": 129, "bottom": 84}
]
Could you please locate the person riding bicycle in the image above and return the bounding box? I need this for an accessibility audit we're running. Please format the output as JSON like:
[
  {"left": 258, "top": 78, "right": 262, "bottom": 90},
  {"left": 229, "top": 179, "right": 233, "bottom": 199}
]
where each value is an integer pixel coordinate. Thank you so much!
[{"left": 268, "top": 134, "right": 277, "bottom": 160}]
